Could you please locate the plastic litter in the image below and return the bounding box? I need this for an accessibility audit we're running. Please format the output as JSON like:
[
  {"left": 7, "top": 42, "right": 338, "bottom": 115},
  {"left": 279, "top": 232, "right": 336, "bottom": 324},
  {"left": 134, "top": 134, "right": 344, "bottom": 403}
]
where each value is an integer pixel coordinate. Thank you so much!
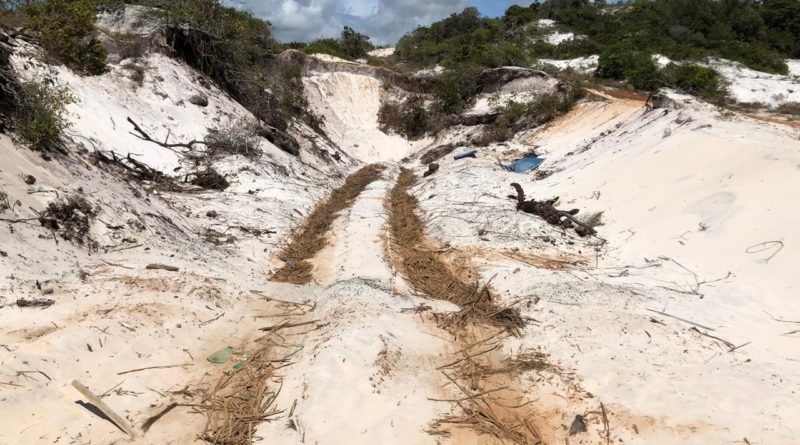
[
  {"left": 506, "top": 157, "right": 544, "bottom": 173},
  {"left": 207, "top": 346, "right": 234, "bottom": 364}
]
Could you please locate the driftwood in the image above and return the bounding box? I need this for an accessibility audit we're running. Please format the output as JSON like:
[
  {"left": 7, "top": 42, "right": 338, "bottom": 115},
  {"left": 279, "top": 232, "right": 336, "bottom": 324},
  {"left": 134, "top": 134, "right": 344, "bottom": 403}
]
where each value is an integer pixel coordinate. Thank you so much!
[
  {"left": 72, "top": 380, "right": 136, "bottom": 437},
  {"left": 16, "top": 298, "right": 55, "bottom": 308},
  {"left": 510, "top": 183, "right": 596, "bottom": 237},
  {"left": 146, "top": 263, "right": 180, "bottom": 272}
]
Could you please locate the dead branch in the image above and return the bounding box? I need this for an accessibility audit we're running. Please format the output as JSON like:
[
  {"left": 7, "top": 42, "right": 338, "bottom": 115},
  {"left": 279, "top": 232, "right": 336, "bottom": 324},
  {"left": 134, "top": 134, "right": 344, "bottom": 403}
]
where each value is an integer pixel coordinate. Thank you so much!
[
  {"left": 600, "top": 402, "right": 611, "bottom": 445},
  {"left": 142, "top": 402, "right": 178, "bottom": 433},
  {"left": 645, "top": 309, "right": 715, "bottom": 331},
  {"left": 689, "top": 327, "right": 735, "bottom": 349},
  {"left": 127, "top": 117, "right": 206, "bottom": 150},
  {"left": 259, "top": 319, "right": 324, "bottom": 332},
  {"left": 117, "top": 364, "right": 192, "bottom": 376},
  {"left": 745, "top": 240, "right": 784, "bottom": 264}
]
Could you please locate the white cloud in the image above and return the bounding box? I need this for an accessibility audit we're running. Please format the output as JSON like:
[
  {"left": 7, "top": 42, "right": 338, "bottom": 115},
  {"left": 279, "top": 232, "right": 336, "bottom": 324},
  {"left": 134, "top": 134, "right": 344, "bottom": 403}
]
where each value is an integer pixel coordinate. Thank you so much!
[{"left": 236, "top": 0, "right": 470, "bottom": 45}]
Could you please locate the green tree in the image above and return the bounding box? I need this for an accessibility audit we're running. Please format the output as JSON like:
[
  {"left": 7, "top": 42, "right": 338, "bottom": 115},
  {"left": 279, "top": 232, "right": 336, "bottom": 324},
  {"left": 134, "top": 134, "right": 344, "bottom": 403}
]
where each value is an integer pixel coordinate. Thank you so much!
[
  {"left": 340, "top": 26, "right": 373, "bottom": 59},
  {"left": 24, "top": 0, "right": 108, "bottom": 74}
]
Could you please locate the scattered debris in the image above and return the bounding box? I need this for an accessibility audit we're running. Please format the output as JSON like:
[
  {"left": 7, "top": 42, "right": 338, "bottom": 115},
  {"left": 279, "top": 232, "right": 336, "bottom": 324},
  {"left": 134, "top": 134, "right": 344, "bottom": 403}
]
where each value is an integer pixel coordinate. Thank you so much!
[
  {"left": 127, "top": 117, "right": 206, "bottom": 150},
  {"left": 745, "top": 240, "right": 784, "bottom": 264},
  {"left": 198, "top": 340, "right": 288, "bottom": 444}
]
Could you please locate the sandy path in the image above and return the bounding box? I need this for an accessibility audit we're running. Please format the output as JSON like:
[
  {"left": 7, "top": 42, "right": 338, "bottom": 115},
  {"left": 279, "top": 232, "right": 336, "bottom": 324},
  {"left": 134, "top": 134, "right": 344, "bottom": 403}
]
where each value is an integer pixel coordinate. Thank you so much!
[{"left": 257, "top": 164, "right": 460, "bottom": 444}]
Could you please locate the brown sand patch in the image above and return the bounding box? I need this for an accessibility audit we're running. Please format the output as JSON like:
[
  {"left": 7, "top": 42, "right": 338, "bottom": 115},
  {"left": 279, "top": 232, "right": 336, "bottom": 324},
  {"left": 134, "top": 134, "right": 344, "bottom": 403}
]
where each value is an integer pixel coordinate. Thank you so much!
[{"left": 272, "top": 164, "right": 385, "bottom": 284}]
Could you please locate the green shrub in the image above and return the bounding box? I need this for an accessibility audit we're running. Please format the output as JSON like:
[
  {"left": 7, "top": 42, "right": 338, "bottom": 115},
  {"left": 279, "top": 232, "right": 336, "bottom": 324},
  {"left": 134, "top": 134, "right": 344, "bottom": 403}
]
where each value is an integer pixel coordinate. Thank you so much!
[
  {"left": 597, "top": 45, "right": 660, "bottom": 90},
  {"left": 205, "top": 118, "right": 262, "bottom": 159},
  {"left": 662, "top": 63, "right": 727, "bottom": 100},
  {"left": 596, "top": 45, "right": 635, "bottom": 80},
  {"left": 627, "top": 53, "right": 660, "bottom": 91},
  {"left": 14, "top": 77, "right": 74, "bottom": 152},
  {"left": 303, "top": 38, "right": 349, "bottom": 60},
  {"left": 378, "top": 96, "right": 429, "bottom": 140},
  {"left": 433, "top": 66, "right": 481, "bottom": 114},
  {"left": 25, "top": 0, "right": 108, "bottom": 75}
]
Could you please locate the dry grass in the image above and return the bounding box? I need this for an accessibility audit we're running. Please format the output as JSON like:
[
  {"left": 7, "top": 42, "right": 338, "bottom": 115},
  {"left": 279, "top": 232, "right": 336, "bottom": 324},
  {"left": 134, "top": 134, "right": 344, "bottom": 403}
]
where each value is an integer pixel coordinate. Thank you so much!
[
  {"left": 429, "top": 328, "right": 555, "bottom": 444},
  {"left": 272, "top": 164, "right": 385, "bottom": 284},
  {"left": 386, "top": 168, "right": 524, "bottom": 334},
  {"left": 386, "top": 168, "right": 561, "bottom": 443},
  {"left": 197, "top": 338, "right": 291, "bottom": 445}
]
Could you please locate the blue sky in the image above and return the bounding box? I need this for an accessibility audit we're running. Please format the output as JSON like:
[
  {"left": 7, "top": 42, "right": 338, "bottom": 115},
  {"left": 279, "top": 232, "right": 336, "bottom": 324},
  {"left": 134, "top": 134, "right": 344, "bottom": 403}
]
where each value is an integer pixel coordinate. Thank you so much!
[
  {"left": 240, "top": 0, "right": 534, "bottom": 44},
  {"left": 471, "top": 0, "right": 522, "bottom": 17}
]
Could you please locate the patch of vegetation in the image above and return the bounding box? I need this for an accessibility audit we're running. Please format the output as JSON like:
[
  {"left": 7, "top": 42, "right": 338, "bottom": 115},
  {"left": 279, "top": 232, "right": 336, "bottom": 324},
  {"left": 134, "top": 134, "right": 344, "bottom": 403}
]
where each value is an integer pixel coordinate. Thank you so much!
[
  {"left": 38, "top": 194, "right": 96, "bottom": 247},
  {"left": 205, "top": 118, "right": 262, "bottom": 160},
  {"left": 378, "top": 95, "right": 429, "bottom": 140},
  {"left": 394, "top": 0, "right": 799, "bottom": 80},
  {"left": 288, "top": 26, "right": 375, "bottom": 60},
  {"left": 432, "top": 65, "right": 481, "bottom": 115},
  {"left": 775, "top": 102, "right": 800, "bottom": 116},
  {"left": 596, "top": 47, "right": 660, "bottom": 91},
  {"left": 662, "top": 63, "right": 727, "bottom": 101},
  {"left": 597, "top": 48, "right": 727, "bottom": 101},
  {"left": 190, "top": 168, "right": 229, "bottom": 190},
  {"left": 23, "top": 0, "right": 108, "bottom": 75},
  {"left": 13, "top": 76, "right": 74, "bottom": 152},
  {"left": 486, "top": 90, "right": 580, "bottom": 142}
]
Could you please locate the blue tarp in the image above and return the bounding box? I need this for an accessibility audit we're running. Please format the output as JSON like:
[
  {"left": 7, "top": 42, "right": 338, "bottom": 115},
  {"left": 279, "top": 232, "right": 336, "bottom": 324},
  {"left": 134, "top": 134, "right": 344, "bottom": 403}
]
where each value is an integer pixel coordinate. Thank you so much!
[{"left": 507, "top": 157, "right": 544, "bottom": 173}]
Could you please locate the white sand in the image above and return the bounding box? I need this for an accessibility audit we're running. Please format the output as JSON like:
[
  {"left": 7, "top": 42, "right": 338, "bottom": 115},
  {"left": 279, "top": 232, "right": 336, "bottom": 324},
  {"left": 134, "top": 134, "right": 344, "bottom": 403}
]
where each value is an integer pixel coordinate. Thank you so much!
[
  {"left": 707, "top": 57, "right": 800, "bottom": 107},
  {"left": 788, "top": 59, "right": 800, "bottom": 77},
  {"left": 413, "top": 92, "right": 800, "bottom": 443},
  {"left": 302, "top": 70, "right": 427, "bottom": 163},
  {"left": 3, "top": 10, "right": 800, "bottom": 444},
  {"left": 537, "top": 55, "right": 599, "bottom": 74},
  {"left": 368, "top": 47, "right": 395, "bottom": 58}
]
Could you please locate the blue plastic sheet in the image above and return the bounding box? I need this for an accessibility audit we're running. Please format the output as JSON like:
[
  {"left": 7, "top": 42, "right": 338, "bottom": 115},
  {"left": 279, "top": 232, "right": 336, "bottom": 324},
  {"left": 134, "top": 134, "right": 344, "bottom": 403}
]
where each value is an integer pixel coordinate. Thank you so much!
[{"left": 507, "top": 157, "right": 544, "bottom": 173}]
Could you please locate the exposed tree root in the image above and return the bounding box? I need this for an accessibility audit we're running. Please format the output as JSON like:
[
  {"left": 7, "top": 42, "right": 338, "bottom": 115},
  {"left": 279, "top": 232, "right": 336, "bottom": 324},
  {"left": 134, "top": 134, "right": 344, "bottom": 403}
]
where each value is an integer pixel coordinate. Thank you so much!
[
  {"left": 511, "top": 182, "right": 597, "bottom": 237},
  {"left": 272, "top": 164, "right": 385, "bottom": 284}
]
